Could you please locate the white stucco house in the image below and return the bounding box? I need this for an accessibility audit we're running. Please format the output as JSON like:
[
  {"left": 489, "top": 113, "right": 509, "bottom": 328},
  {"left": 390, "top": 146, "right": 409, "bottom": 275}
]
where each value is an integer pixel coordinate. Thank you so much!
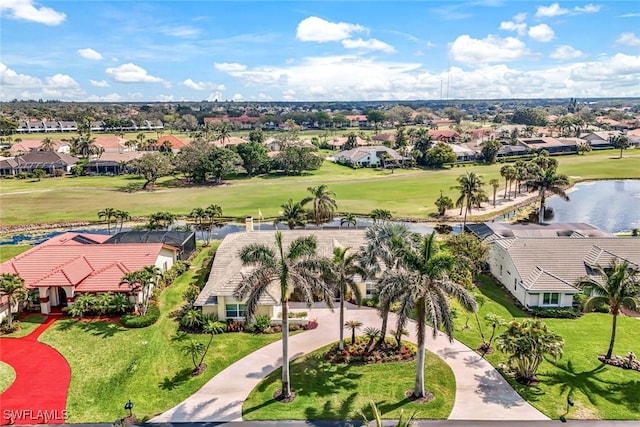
[
  {"left": 332, "top": 146, "right": 407, "bottom": 168},
  {"left": 195, "top": 229, "right": 372, "bottom": 321}
]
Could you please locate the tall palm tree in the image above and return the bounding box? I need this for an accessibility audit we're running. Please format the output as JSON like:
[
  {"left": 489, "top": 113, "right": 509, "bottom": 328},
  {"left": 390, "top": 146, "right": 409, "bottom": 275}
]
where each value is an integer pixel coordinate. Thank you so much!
[
  {"left": 301, "top": 184, "right": 338, "bottom": 226},
  {"left": 119, "top": 266, "right": 161, "bottom": 315},
  {"left": 379, "top": 232, "right": 477, "bottom": 399},
  {"left": 234, "top": 231, "right": 333, "bottom": 400},
  {"left": 360, "top": 222, "right": 412, "bottom": 343},
  {"left": 323, "top": 247, "right": 365, "bottom": 350},
  {"left": 489, "top": 178, "right": 500, "bottom": 206},
  {"left": 203, "top": 204, "right": 223, "bottom": 245},
  {"left": 70, "top": 135, "right": 98, "bottom": 159},
  {"left": 576, "top": 259, "right": 640, "bottom": 360},
  {"left": 114, "top": 209, "right": 131, "bottom": 232},
  {"left": 340, "top": 213, "right": 357, "bottom": 228},
  {"left": 526, "top": 165, "right": 569, "bottom": 223},
  {"left": 40, "top": 137, "right": 56, "bottom": 152},
  {"left": 0, "top": 273, "right": 28, "bottom": 328},
  {"left": 499, "top": 165, "right": 515, "bottom": 200},
  {"left": 189, "top": 207, "right": 206, "bottom": 233},
  {"left": 276, "top": 199, "right": 306, "bottom": 230},
  {"left": 452, "top": 171, "right": 486, "bottom": 228},
  {"left": 216, "top": 122, "right": 232, "bottom": 147},
  {"left": 98, "top": 207, "right": 117, "bottom": 234}
]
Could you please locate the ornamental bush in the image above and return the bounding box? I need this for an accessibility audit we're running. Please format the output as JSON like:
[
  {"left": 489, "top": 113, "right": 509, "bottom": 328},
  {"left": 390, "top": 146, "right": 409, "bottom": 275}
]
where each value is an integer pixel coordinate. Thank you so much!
[{"left": 121, "top": 304, "right": 160, "bottom": 328}]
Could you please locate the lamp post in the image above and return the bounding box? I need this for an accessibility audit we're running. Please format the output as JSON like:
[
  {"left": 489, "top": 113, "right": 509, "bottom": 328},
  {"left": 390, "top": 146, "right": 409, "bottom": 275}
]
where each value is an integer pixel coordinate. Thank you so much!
[{"left": 124, "top": 400, "right": 134, "bottom": 418}]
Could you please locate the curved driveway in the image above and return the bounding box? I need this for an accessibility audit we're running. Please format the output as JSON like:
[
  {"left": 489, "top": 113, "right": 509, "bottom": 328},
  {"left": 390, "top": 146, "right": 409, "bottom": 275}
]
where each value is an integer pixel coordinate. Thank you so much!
[
  {"left": 0, "top": 317, "right": 70, "bottom": 425},
  {"left": 152, "top": 304, "right": 547, "bottom": 422}
]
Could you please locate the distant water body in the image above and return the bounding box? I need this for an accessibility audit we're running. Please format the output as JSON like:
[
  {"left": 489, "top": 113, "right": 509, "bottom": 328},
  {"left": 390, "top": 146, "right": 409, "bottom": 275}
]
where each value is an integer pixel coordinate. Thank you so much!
[{"left": 545, "top": 179, "right": 640, "bottom": 233}]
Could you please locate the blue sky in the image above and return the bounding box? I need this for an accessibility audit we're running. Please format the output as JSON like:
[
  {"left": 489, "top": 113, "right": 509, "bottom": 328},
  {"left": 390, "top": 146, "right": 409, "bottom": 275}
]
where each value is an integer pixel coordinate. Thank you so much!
[{"left": 1, "top": 1, "right": 639, "bottom": 101}]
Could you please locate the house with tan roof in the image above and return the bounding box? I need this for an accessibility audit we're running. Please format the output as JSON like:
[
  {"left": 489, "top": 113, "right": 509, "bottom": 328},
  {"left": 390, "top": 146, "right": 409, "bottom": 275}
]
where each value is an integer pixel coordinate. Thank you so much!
[
  {"left": 0, "top": 232, "right": 178, "bottom": 319},
  {"left": 195, "top": 230, "right": 371, "bottom": 321},
  {"left": 8, "top": 139, "right": 70, "bottom": 155},
  {"left": 85, "top": 151, "right": 144, "bottom": 175},
  {"left": 332, "top": 145, "right": 407, "bottom": 168},
  {"left": 94, "top": 136, "right": 131, "bottom": 153}
]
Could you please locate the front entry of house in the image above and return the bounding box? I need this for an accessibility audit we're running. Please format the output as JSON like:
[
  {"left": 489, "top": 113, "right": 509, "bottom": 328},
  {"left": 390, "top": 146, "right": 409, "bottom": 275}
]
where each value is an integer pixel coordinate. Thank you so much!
[{"left": 56, "top": 287, "right": 68, "bottom": 308}]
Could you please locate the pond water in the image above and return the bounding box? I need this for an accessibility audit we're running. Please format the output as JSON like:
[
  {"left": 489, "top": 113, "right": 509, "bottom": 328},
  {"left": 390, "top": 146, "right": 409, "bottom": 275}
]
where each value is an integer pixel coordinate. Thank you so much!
[{"left": 544, "top": 179, "right": 640, "bottom": 233}]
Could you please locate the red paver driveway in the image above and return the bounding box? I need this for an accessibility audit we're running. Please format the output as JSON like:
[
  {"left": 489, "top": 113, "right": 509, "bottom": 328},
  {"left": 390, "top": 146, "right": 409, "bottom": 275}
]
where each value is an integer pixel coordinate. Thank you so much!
[{"left": 0, "top": 317, "right": 70, "bottom": 425}]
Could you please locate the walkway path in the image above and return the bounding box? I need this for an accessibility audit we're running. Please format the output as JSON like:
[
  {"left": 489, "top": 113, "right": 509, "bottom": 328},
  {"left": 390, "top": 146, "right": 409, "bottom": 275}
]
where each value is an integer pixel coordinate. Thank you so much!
[
  {"left": 0, "top": 317, "right": 70, "bottom": 425},
  {"left": 152, "top": 304, "right": 547, "bottom": 423}
]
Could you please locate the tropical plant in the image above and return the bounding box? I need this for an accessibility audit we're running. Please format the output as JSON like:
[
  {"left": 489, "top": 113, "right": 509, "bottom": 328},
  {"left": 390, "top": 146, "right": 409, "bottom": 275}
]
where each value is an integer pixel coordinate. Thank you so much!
[
  {"left": 362, "top": 401, "right": 416, "bottom": 427},
  {"left": 40, "top": 137, "right": 56, "bottom": 152},
  {"left": 489, "top": 178, "right": 500, "bottom": 206},
  {"left": 379, "top": 231, "right": 477, "bottom": 399},
  {"left": 276, "top": 199, "right": 307, "bottom": 230},
  {"left": 0, "top": 273, "right": 28, "bottom": 327},
  {"left": 434, "top": 192, "right": 454, "bottom": 217},
  {"left": 496, "top": 318, "right": 564, "bottom": 384},
  {"left": 98, "top": 207, "right": 117, "bottom": 234},
  {"left": 340, "top": 212, "right": 357, "bottom": 228},
  {"left": 183, "top": 341, "right": 206, "bottom": 372},
  {"left": 215, "top": 122, "right": 232, "bottom": 146},
  {"left": 234, "top": 231, "right": 333, "bottom": 400},
  {"left": 576, "top": 259, "right": 640, "bottom": 359},
  {"left": 322, "top": 247, "right": 365, "bottom": 350},
  {"left": 344, "top": 320, "right": 363, "bottom": 344},
  {"left": 363, "top": 326, "right": 381, "bottom": 349},
  {"left": 452, "top": 171, "right": 486, "bottom": 228},
  {"left": 577, "top": 142, "right": 592, "bottom": 155},
  {"left": 445, "top": 232, "right": 488, "bottom": 281},
  {"left": 301, "top": 184, "right": 338, "bottom": 226},
  {"left": 390, "top": 328, "right": 409, "bottom": 349},
  {"left": 499, "top": 164, "right": 515, "bottom": 200},
  {"left": 114, "top": 209, "right": 131, "bottom": 233},
  {"left": 203, "top": 204, "right": 223, "bottom": 245},
  {"left": 609, "top": 134, "right": 630, "bottom": 159},
  {"left": 147, "top": 211, "right": 176, "bottom": 230},
  {"left": 370, "top": 208, "right": 392, "bottom": 223},
  {"left": 480, "top": 312, "right": 507, "bottom": 357},
  {"left": 196, "top": 318, "right": 226, "bottom": 372},
  {"left": 526, "top": 164, "right": 569, "bottom": 223},
  {"left": 119, "top": 266, "right": 161, "bottom": 315}
]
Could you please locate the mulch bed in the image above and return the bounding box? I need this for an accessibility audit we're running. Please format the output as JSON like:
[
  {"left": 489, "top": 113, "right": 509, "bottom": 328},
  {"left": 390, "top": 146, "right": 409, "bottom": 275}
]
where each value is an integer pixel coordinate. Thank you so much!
[
  {"left": 325, "top": 337, "right": 417, "bottom": 365},
  {"left": 405, "top": 389, "right": 435, "bottom": 403},
  {"left": 273, "top": 389, "right": 297, "bottom": 403}
]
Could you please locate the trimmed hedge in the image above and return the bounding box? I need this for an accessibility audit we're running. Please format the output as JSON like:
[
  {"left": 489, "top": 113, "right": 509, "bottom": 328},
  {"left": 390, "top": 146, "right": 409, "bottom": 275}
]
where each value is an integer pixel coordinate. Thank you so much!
[
  {"left": 530, "top": 307, "right": 581, "bottom": 319},
  {"left": 121, "top": 304, "right": 160, "bottom": 328}
]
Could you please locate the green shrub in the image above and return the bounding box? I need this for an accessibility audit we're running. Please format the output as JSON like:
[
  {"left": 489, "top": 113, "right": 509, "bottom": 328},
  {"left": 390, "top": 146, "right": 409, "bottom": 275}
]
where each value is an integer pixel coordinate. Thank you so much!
[
  {"left": 251, "top": 315, "right": 272, "bottom": 333},
  {"left": 594, "top": 302, "right": 611, "bottom": 313},
  {"left": 530, "top": 307, "right": 581, "bottom": 319},
  {"left": 121, "top": 304, "right": 160, "bottom": 328},
  {"left": 573, "top": 293, "right": 589, "bottom": 312}
]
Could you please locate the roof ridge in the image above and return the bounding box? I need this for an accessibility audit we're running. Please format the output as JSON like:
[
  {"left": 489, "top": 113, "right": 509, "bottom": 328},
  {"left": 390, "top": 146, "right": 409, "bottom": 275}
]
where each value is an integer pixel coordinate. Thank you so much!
[{"left": 32, "top": 254, "right": 86, "bottom": 286}]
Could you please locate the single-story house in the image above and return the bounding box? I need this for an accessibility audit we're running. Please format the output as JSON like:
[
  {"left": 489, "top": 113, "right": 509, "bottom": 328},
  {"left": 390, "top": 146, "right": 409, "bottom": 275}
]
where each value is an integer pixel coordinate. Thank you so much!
[
  {"left": 333, "top": 146, "right": 406, "bottom": 168},
  {"left": 429, "top": 129, "right": 460, "bottom": 142},
  {"left": 0, "top": 232, "right": 177, "bottom": 317},
  {"left": 580, "top": 131, "right": 621, "bottom": 149},
  {"left": 468, "top": 222, "right": 639, "bottom": 309},
  {"left": 103, "top": 231, "right": 196, "bottom": 260},
  {"left": 0, "top": 151, "right": 78, "bottom": 175},
  {"left": 518, "top": 137, "right": 584, "bottom": 154},
  {"left": 344, "top": 115, "right": 369, "bottom": 128},
  {"left": 84, "top": 151, "right": 144, "bottom": 175},
  {"left": 146, "top": 135, "right": 189, "bottom": 153},
  {"left": 448, "top": 143, "right": 478, "bottom": 161},
  {"left": 94, "top": 136, "right": 132, "bottom": 153},
  {"left": 8, "top": 139, "right": 70, "bottom": 155},
  {"left": 195, "top": 230, "right": 370, "bottom": 321},
  {"left": 326, "top": 136, "right": 369, "bottom": 150}
]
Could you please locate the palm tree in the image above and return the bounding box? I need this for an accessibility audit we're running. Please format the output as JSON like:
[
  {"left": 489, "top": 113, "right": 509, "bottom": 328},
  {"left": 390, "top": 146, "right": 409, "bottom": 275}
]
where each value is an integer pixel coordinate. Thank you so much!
[
  {"left": 576, "top": 259, "right": 640, "bottom": 360},
  {"left": 500, "top": 165, "right": 515, "bottom": 200},
  {"left": 40, "top": 137, "right": 56, "bottom": 152},
  {"left": 434, "top": 192, "right": 454, "bottom": 217},
  {"left": 526, "top": 165, "right": 569, "bottom": 223},
  {"left": 203, "top": 204, "right": 223, "bottom": 245},
  {"left": 301, "top": 184, "right": 338, "bottom": 226},
  {"left": 183, "top": 341, "right": 206, "bottom": 372},
  {"left": 216, "top": 122, "right": 232, "bottom": 146},
  {"left": 234, "top": 231, "right": 333, "bottom": 400},
  {"left": 0, "top": 273, "right": 28, "bottom": 328},
  {"left": 496, "top": 319, "right": 564, "bottom": 384},
  {"left": 370, "top": 209, "right": 392, "bottom": 223},
  {"left": 340, "top": 213, "right": 357, "bottom": 228},
  {"left": 276, "top": 199, "right": 306, "bottom": 230},
  {"left": 197, "top": 318, "right": 227, "bottom": 371},
  {"left": 379, "top": 232, "right": 477, "bottom": 399},
  {"left": 360, "top": 222, "right": 412, "bottom": 342},
  {"left": 190, "top": 207, "right": 206, "bottom": 233},
  {"left": 452, "top": 171, "right": 486, "bottom": 228},
  {"left": 609, "top": 134, "right": 630, "bottom": 159},
  {"left": 98, "top": 207, "right": 117, "bottom": 235},
  {"left": 344, "top": 320, "right": 363, "bottom": 344},
  {"left": 489, "top": 178, "right": 500, "bottom": 206},
  {"left": 114, "top": 210, "right": 131, "bottom": 233},
  {"left": 323, "top": 247, "right": 365, "bottom": 350},
  {"left": 119, "top": 266, "right": 160, "bottom": 315},
  {"left": 70, "top": 135, "right": 98, "bottom": 159}
]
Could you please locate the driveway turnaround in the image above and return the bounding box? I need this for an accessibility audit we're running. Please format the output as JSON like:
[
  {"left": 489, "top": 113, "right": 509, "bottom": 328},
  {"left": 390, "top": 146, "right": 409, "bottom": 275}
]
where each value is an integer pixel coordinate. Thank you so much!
[
  {"left": 152, "top": 304, "right": 547, "bottom": 423},
  {"left": 0, "top": 317, "right": 70, "bottom": 425}
]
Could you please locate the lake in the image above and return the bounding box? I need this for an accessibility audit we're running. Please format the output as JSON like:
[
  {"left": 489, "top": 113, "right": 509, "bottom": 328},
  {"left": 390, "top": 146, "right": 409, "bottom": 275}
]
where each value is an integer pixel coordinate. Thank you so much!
[{"left": 545, "top": 179, "right": 640, "bottom": 233}]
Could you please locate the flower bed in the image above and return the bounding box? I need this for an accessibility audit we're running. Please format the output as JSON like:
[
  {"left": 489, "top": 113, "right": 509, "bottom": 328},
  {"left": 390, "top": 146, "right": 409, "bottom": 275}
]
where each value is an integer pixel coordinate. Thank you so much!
[
  {"left": 325, "top": 337, "right": 416, "bottom": 365},
  {"left": 598, "top": 352, "right": 640, "bottom": 372}
]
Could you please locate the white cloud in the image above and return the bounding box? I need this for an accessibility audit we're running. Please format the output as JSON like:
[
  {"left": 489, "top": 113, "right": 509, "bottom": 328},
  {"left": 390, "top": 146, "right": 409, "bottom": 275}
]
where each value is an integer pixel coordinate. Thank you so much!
[
  {"left": 617, "top": 32, "right": 640, "bottom": 47},
  {"left": 0, "top": 63, "right": 85, "bottom": 100},
  {"left": 618, "top": 13, "right": 640, "bottom": 18},
  {"left": 341, "top": 38, "right": 395, "bottom": 53},
  {"left": 296, "top": 16, "right": 365, "bottom": 42},
  {"left": 156, "top": 94, "right": 174, "bottom": 102},
  {"left": 550, "top": 45, "right": 586, "bottom": 60},
  {"left": 45, "top": 74, "right": 80, "bottom": 89},
  {"left": 160, "top": 25, "right": 200, "bottom": 38},
  {"left": 214, "top": 62, "right": 247, "bottom": 73},
  {"left": 449, "top": 35, "right": 529, "bottom": 64},
  {"left": 90, "top": 79, "right": 109, "bottom": 87},
  {"left": 206, "top": 91, "right": 223, "bottom": 102},
  {"left": 0, "top": 0, "right": 66, "bottom": 25},
  {"left": 500, "top": 12, "right": 527, "bottom": 36},
  {"left": 535, "top": 3, "right": 569, "bottom": 18},
  {"left": 0, "top": 62, "right": 41, "bottom": 88},
  {"left": 86, "top": 93, "right": 122, "bottom": 102},
  {"left": 574, "top": 4, "right": 600, "bottom": 13},
  {"left": 182, "top": 78, "right": 225, "bottom": 91},
  {"left": 231, "top": 93, "right": 244, "bottom": 101},
  {"left": 528, "top": 24, "right": 555, "bottom": 42},
  {"left": 77, "top": 48, "right": 103, "bottom": 61},
  {"left": 105, "top": 63, "right": 164, "bottom": 84}
]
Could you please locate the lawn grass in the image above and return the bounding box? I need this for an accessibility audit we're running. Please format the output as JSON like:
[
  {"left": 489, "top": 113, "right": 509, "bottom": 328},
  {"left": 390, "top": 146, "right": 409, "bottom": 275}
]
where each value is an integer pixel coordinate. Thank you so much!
[
  {"left": 451, "top": 275, "right": 640, "bottom": 420},
  {"left": 242, "top": 343, "right": 455, "bottom": 421},
  {"left": 38, "top": 244, "right": 283, "bottom": 423},
  {"left": 0, "top": 245, "right": 32, "bottom": 262},
  {"left": 0, "top": 361, "right": 16, "bottom": 393},
  {"left": 3, "top": 314, "right": 47, "bottom": 338},
  {"left": 1, "top": 150, "right": 638, "bottom": 227}
]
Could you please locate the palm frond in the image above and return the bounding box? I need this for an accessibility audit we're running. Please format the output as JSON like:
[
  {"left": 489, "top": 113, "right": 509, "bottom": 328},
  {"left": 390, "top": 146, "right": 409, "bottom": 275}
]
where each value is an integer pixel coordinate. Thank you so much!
[{"left": 239, "top": 243, "right": 275, "bottom": 266}]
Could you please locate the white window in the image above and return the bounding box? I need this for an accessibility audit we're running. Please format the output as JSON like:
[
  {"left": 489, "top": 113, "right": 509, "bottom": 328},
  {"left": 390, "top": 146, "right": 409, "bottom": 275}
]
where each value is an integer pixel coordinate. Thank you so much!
[
  {"left": 225, "top": 304, "right": 246, "bottom": 318},
  {"left": 365, "top": 280, "right": 377, "bottom": 298},
  {"left": 542, "top": 293, "right": 560, "bottom": 305}
]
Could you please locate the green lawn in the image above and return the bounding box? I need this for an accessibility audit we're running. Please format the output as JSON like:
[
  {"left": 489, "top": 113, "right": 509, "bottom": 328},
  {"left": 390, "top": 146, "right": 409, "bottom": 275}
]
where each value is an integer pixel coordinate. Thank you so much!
[
  {"left": 0, "top": 361, "right": 16, "bottom": 393},
  {"left": 38, "top": 245, "right": 283, "bottom": 423},
  {"left": 1, "top": 150, "right": 638, "bottom": 226},
  {"left": 452, "top": 276, "right": 640, "bottom": 420},
  {"left": 3, "top": 314, "right": 46, "bottom": 338},
  {"left": 243, "top": 344, "right": 455, "bottom": 421},
  {"left": 0, "top": 245, "right": 32, "bottom": 262}
]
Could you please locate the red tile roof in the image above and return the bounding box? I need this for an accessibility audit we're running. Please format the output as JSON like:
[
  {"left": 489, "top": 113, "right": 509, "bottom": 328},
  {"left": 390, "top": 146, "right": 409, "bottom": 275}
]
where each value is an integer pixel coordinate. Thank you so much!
[
  {"left": 155, "top": 135, "right": 189, "bottom": 150},
  {"left": 0, "top": 233, "right": 176, "bottom": 293}
]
